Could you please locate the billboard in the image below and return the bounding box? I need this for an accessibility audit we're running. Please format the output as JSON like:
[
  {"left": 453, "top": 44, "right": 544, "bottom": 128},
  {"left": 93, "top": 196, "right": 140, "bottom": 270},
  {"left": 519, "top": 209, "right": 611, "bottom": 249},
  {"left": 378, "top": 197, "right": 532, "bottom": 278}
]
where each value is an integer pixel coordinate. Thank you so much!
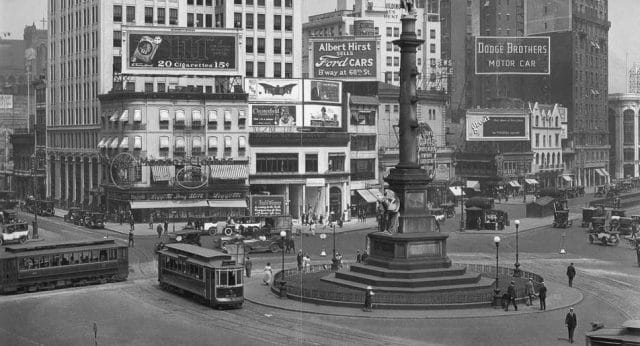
[
  {"left": 475, "top": 36, "right": 550, "bottom": 75},
  {"left": 250, "top": 105, "right": 301, "bottom": 127},
  {"left": 0, "top": 95, "right": 13, "bottom": 109},
  {"left": 122, "top": 28, "right": 239, "bottom": 76},
  {"left": 245, "top": 78, "right": 302, "bottom": 102},
  {"left": 304, "top": 79, "right": 342, "bottom": 104},
  {"left": 311, "top": 39, "right": 377, "bottom": 79},
  {"left": 354, "top": 20, "right": 375, "bottom": 36},
  {"left": 304, "top": 104, "right": 342, "bottom": 128},
  {"left": 466, "top": 113, "right": 530, "bottom": 141},
  {"left": 251, "top": 195, "right": 285, "bottom": 217}
]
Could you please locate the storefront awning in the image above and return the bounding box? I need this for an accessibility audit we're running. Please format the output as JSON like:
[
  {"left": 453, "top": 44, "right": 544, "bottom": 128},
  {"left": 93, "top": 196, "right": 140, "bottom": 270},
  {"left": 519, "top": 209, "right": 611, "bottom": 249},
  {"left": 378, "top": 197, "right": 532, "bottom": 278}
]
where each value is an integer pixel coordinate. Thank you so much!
[
  {"left": 119, "top": 110, "right": 129, "bottom": 122},
  {"left": 509, "top": 180, "right": 521, "bottom": 187},
  {"left": 368, "top": 188, "right": 383, "bottom": 199},
  {"left": 209, "top": 164, "right": 248, "bottom": 180},
  {"left": 109, "top": 111, "right": 119, "bottom": 122},
  {"left": 208, "top": 199, "right": 247, "bottom": 208},
  {"left": 525, "top": 178, "right": 539, "bottom": 185},
  {"left": 151, "top": 166, "right": 175, "bottom": 181},
  {"left": 130, "top": 200, "right": 209, "bottom": 209},
  {"left": 357, "top": 189, "right": 378, "bottom": 203},
  {"left": 449, "top": 186, "right": 465, "bottom": 196},
  {"left": 596, "top": 168, "right": 610, "bottom": 177},
  {"left": 562, "top": 175, "right": 573, "bottom": 182},
  {"left": 97, "top": 137, "right": 106, "bottom": 149},
  {"left": 466, "top": 180, "right": 480, "bottom": 191},
  {"left": 119, "top": 137, "right": 129, "bottom": 149}
]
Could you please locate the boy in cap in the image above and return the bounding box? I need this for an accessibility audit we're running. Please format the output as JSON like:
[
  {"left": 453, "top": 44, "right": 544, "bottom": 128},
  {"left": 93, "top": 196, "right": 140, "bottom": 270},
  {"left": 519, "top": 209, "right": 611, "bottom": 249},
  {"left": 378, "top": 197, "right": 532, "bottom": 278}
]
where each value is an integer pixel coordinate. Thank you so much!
[{"left": 505, "top": 281, "right": 518, "bottom": 311}]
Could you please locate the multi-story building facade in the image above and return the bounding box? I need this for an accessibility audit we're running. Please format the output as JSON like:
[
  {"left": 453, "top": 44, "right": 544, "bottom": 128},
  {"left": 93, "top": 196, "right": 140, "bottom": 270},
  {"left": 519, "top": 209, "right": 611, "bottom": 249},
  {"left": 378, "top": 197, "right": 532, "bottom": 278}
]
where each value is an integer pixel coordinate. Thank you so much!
[
  {"left": 629, "top": 63, "right": 640, "bottom": 94},
  {"left": 302, "top": 0, "right": 445, "bottom": 91},
  {"left": 47, "top": 0, "right": 303, "bottom": 211},
  {"left": 525, "top": 0, "right": 611, "bottom": 187},
  {"left": 608, "top": 93, "right": 640, "bottom": 179},
  {"left": 529, "top": 102, "right": 569, "bottom": 188}
]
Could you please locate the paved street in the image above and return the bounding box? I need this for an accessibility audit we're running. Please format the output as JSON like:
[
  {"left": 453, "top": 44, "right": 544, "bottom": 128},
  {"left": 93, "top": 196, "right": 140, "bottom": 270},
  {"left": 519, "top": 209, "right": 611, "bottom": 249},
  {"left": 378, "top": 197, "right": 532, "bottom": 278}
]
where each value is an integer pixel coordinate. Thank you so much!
[{"left": 1, "top": 200, "right": 638, "bottom": 345}]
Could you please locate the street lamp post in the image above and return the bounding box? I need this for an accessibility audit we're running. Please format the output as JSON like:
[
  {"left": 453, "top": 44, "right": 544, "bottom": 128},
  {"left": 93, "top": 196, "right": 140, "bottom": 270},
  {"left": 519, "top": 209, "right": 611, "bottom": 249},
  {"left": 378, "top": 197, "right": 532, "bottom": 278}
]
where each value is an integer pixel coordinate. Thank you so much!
[
  {"left": 459, "top": 178, "right": 465, "bottom": 232},
  {"left": 31, "top": 155, "right": 38, "bottom": 239},
  {"left": 493, "top": 236, "right": 501, "bottom": 307},
  {"left": 514, "top": 220, "right": 521, "bottom": 276},
  {"left": 331, "top": 221, "right": 338, "bottom": 270},
  {"left": 279, "top": 230, "right": 287, "bottom": 298}
]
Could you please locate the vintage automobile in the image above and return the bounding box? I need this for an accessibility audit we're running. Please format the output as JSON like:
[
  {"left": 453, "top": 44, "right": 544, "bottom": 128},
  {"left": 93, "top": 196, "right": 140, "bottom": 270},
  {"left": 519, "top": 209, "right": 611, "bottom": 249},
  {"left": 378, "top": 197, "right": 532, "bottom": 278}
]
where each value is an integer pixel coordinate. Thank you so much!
[
  {"left": 24, "top": 199, "right": 55, "bottom": 216},
  {"left": 167, "top": 229, "right": 202, "bottom": 247},
  {"left": 83, "top": 212, "right": 105, "bottom": 229},
  {"left": 1, "top": 210, "right": 18, "bottom": 224},
  {"left": 63, "top": 208, "right": 88, "bottom": 225},
  {"left": 588, "top": 228, "right": 620, "bottom": 246},
  {"left": 610, "top": 216, "right": 633, "bottom": 235},
  {"left": 440, "top": 203, "right": 456, "bottom": 218},
  {"left": 589, "top": 216, "right": 607, "bottom": 232},
  {"left": 553, "top": 210, "right": 573, "bottom": 228},
  {"left": 0, "top": 222, "right": 30, "bottom": 246},
  {"left": 217, "top": 233, "right": 284, "bottom": 254},
  {"left": 581, "top": 207, "right": 599, "bottom": 228}
]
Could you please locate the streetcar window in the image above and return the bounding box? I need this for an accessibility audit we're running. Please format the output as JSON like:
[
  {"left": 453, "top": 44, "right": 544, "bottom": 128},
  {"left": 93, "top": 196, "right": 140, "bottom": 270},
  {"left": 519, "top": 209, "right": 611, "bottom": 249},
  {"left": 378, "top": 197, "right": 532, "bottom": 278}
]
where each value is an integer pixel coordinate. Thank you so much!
[
  {"left": 218, "top": 270, "right": 228, "bottom": 286},
  {"left": 82, "top": 251, "right": 91, "bottom": 263},
  {"left": 198, "top": 267, "right": 203, "bottom": 280},
  {"left": 31, "top": 257, "right": 40, "bottom": 269},
  {"left": 51, "top": 254, "right": 60, "bottom": 266},
  {"left": 99, "top": 250, "right": 108, "bottom": 261},
  {"left": 236, "top": 270, "right": 243, "bottom": 285},
  {"left": 109, "top": 249, "right": 117, "bottom": 260},
  {"left": 20, "top": 257, "right": 34, "bottom": 270},
  {"left": 61, "top": 253, "right": 72, "bottom": 265},
  {"left": 39, "top": 255, "right": 49, "bottom": 268},
  {"left": 73, "top": 252, "right": 81, "bottom": 264},
  {"left": 91, "top": 250, "right": 100, "bottom": 262},
  {"left": 228, "top": 270, "right": 236, "bottom": 286}
]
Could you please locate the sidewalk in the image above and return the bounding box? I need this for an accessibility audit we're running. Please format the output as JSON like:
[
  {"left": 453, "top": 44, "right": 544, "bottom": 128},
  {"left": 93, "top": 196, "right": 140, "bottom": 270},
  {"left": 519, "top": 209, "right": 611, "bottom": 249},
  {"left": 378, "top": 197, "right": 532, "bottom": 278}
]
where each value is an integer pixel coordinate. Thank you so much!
[{"left": 244, "top": 262, "right": 583, "bottom": 319}]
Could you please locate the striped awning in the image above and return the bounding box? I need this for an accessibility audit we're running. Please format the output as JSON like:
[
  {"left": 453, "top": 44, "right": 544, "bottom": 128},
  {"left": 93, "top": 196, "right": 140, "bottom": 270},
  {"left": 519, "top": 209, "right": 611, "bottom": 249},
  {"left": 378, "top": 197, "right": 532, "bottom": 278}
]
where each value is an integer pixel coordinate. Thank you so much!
[
  {"left": 130, "top": 200, "right": 209, "bottom": 209},
  {"left": 238, "top": 110, "right": 246, "bottom": 119},
  {"left": 449, "top": 186, "right": 465, "bottom": 196},
  {"left": 238, "top": 136, "right": 246, "bottom": 148},
  {"left": 159, "top": 136, "right": 169, "bottom": 149},
  {"left": 192, "top": 136, "right": 202, "bottom": 150},
  {"left": 368, "top": 188, "right": 383, "bottom": 199},
  {"left": 192, "top": 110, "right": 202, "bottom": 123},
  {"left": 356, "top": 189, "right": 378, "bottom": 203},
  {"left": 109, "top": 137, "right": 119, "bottom": 149},
  {"left": 525, "top": 178, "right": 539, "bottom": 185},
  {"left": 562, "top": 175, "right": 573, "bottom": 182},
  {"left": 134, "top": 136, "right": 142, "bottom": 150},
  {"left": 209, "top": 164, "right": 248, "bottom": 180},
  {"left": 97, "top": 137, "right": 107, "bottom": 148},
  {"left": 224, "top": 110, "right": 232, "bottom": 122},
  {"left": 509, "top": 180, "right": 521, "bottom": 187},
  {"left": 151, "top": 166, "right": 175, "bottom": 181},
  {"left": 119, "top": 110, "right": 129, "bottom": 122},
  {"left": 119, "top": 137, "right": 129, "bottom": 149},
  {"left": 466, "top": 180, "right": 480, "bottom": 191},
  {"left": 175, "top": 110, "right": 185, "bottom": 123},
  {"left": 208, "top": 136, "right": 218, "bottom": 149},
  {"left": 109, "top": 111, "right": 119, "bottom": 122},
  {"left": 208, "top": 199, "right": 247, "bottom": 208},
  {"left": 159, "top": 110, "right": 170, "bottom": 122},
  {"left": 208, "top": 110, "right": 218, "bottom": 123},
  {"left": 596, "top": 168, "right": 610, "bottom": 177}
]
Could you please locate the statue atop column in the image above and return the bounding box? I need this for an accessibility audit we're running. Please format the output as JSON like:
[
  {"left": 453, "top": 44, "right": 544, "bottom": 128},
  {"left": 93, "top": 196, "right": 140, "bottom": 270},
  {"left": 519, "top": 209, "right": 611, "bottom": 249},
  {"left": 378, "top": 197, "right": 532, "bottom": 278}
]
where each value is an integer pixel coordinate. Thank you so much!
[
  {"left": 400, "top": 0, "right": 415, "bottom": 14},
  {"left": 376, "top": 190, "right": 400, "bottom": 233}
]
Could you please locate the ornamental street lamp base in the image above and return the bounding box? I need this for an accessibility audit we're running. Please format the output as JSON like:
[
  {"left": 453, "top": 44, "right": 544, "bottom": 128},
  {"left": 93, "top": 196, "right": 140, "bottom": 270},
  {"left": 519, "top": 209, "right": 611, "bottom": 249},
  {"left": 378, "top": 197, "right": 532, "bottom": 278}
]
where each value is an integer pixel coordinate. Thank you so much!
[{"left": 493, "top": 289, "right": 502, "bottom": 308}]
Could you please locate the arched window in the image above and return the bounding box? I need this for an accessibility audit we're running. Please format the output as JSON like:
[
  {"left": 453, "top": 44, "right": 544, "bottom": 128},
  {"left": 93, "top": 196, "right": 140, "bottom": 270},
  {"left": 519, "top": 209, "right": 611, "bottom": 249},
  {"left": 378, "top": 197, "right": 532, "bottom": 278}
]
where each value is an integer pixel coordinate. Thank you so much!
[
  {"left": 535, "top": 153, "right": 540, "bottom": 165},
  {"left": 555, "top": 117, "right": 559, "bottom": 127},
  {"left": 541, "top": 153, "right": 545, "bottom": 167},
  {"left": 535, "top": 116, "right": 539, "bottom": 127},
  {"left": 623, "top": 109, "right": 634, "bottom": 145}
]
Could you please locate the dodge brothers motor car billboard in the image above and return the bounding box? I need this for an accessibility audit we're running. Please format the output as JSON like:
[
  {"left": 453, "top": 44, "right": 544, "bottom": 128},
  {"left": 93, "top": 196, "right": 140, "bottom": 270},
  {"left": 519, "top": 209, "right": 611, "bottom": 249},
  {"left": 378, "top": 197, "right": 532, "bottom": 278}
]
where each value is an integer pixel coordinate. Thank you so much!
[{"left": 475, "top": 36, "right": 550, "bottom": 75}]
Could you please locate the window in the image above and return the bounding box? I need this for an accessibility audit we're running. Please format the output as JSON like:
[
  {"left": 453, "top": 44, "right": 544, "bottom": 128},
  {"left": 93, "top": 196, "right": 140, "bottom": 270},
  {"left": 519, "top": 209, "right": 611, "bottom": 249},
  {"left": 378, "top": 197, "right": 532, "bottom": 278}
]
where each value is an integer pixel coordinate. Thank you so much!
[
  {"left": 169, "top": 9, "right": 178, "bottom": 25},
  {"left": 351, "top": 159, "right": 376, "bottom": 180},
  {"left": 238, "top": 136, "right": 246, "bottom": 156},
  {"left": 386, "top": 56, "right": 392, "bottom": 66},
  {"left": 274, "top": 15, "right": 281, "bottom": 30},
  {"left": 257, "top": 38, "right": 265, "bottom": 53},
  {"left": 394, "top": 27, "right": 400, "bottom": 37},
  {"left": 535, "top": 133, "right": 539, "bottom": 147},
  {"left": 126, "top": 6, "right": 135, "bottom": 23},
  {"left": 284, "top": 16, "right": 292, "bottom": 31},
  {"left": 285, "top": 0, "right": 292, "bottom": 7},
  {"left": 275, "top": 0, "right": 281, "bottom": 6},
  {"left": 175, "top": 137, "right": 185, "bottom": 152},
  {"left": 257, "top": 62, "right": 265, "bottom": 77},
  {"left": 246, "top": 37, "right": 254, "bottom": 53},
  {"left": 206, "top": 14, "right": 212, "bottom": 27},
  {"left": 196, "top": 14, "right": 203, "bottom": 27},
  {"left": 256, "top": 153, "right": 299, "bottom": 173},
  {"left": 144, "top": 83, "right": 153, "bottom": 92},
  {"left": 245, "top": 14, "right": 253, "bottom": 29},
  {"left": 113, "top": 56, "right": 121, "bottom": 73},
  {"left": 274, "top": 39, "right": 281, "bottom": 54},
  {"left": 284, "top": 63, "right": 292, "bottom": 78},
  {"left": 192, "top": 137, "right": 203, "bottom": 154},
  {"left": 187, "top": 13, "right": 194, "bottom": 27},
  {"left": 157, "top": 8, "right": 165, "bottom": 24},
  {"left": 113, "top": 5, "right": 122, "bottom": 22},
  {"left": 145, "top": 7, "right": 153, "bottom": 23},
  {"left": 623, "top": 109, "right": 634, "bottom": 145},
  {"left": 157, "top": 83, "right": 166, "bottom": 92},
  {"left": 192, "top": 110, "right": 203, "bottom": 128},
  {"left": 208, "top": 110, "right": 218, "bottom": 129},
  {"left": 126, "top": 82, "right": 135, "bottom": 91},
  {"left": 386, "top": 27, "right": 392, "bottom": 37},
  {"left": 246, "top": 61, "right": 254, "bottom": 77},
  {"left": 234, "top": 0, "right": 242, "bottom": 4},
  {"left": 430, "top": 29, "right": 436, "bottom": 39},
  {"left": 113, "top": 31, "right": 122, "bottom": 47},
  {"left": 305, "top": 154, "right": 318, "bottom": 173},
  {"left": 188, "top": 0, "right": 194, "bottom": 4},
  {"left": 350, "top": 111, "right": 376, "bottom": 126},
  {"left": 208, "top": 136, "right": 218, "bottom": 155},
  {"left": 234, "top": 12, "right": 242, "bottom": 28},
  {"left": 555, "top": 134, "right": 559, "bottom": 147},
  {"left": 175, "top": 110, "right": 185, "bottom": 128},
  {"left": 257, "top": 14, "right": 265, "bottom": 30},
  {"left": 223, "top": 136, "right": 232, "bottom": 157},
  {"left": 430, "top": 44, "right": 436, "bottom": 53},
  {"left": 386, "top": 42, "right": 392, "bottom": 51},
  {"left": 285, "top": 39, "right": 292, "bottom": 54},
  {"left": 274, "top": 63, "right": 282, "bottom": 78},
  {"left": 328, "top": 153, "right": 345, "bottom": 172},
  {"left": 224, "top": 110, "right": 232, "bottom": 130},
  {"left": 258, "top": 0, "right": 265, "bottom": 5},
  {"left": 159, "top": 136, "right": 169, "bottom": 150}
]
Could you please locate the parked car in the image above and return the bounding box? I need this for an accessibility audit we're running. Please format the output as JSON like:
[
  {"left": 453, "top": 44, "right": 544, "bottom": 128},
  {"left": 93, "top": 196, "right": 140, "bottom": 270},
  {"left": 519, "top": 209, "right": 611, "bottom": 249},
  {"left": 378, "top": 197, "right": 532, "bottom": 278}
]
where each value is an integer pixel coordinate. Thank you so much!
[
  {"left": 167, "top": 229, "right": 202, "bottom": 247},
  {"left": 64, "top": 208, "right": 88, "bottom": 225},
  {"left": 588, "top": 229, "right": 619, "bottom": 246},
  {"left": 0, "top": 222, "right": 30, "bottom": 246},
  {"left": 83, "top": 212, "right": 105, "bottom": 229}
]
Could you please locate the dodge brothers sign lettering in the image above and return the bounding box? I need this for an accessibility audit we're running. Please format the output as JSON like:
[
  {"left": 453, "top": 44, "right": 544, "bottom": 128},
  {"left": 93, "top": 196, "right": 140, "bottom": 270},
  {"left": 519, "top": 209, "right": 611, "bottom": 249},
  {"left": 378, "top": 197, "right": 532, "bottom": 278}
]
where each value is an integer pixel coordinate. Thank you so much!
[{"left": 475, "top": 36, "right": 550, "bottom": 75}]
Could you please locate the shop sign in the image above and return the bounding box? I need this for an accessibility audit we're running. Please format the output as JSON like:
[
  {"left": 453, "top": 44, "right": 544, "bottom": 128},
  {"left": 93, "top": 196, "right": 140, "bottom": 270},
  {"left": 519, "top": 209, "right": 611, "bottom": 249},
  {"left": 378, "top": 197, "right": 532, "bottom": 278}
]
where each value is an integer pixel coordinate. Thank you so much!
[
  {"left": 475, "top": 36, "right": 550, "bottom": 75},
  {"left": 250, "top": 105, "right": 299, "bottom": 126},
  {"left": 245, "top": 78, "right": 302, "bottom": 102},
  {"left": 312, "top": 39, "right": 377, "bottom": 79},
  {"left": 466, "top": 112, "right": 530, "bottom": 141},
  {"left": 303, "top": 104, "right": 342, "bottom": 128},
  {"left": 303, "top": 79, "right": 342, "bottom": 103},
  {"left": 251, "top": 195, "right": 285, "bottom": 216}
]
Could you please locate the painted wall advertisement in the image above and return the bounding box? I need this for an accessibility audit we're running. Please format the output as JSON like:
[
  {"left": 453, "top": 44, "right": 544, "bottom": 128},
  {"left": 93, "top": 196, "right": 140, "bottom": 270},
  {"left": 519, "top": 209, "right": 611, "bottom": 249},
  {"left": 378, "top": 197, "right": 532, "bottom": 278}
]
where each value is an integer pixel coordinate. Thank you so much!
[
  {"left": 250, "top": 105, "right": 300, "bottom": 127},
  {"left": 123, "top": 28, "right": 238, "bottom": 75},
  {"left": 251, "top": 195, "right": 285, "bottom": 216},
  {"left": 303, "top": 79, "right": 342, "bottom": 103},
  {"left": 475, "top": 36, "right": 550, "bottom": 75},
  {"left": 303, "top": 104, "right": 342, "bottom": 128},
  {"left": 466, "top": 113, "right": 530, "bottom": 141},
  {"left": 245, "top": 78, "right": 302, "bottom": 102},
  {"left": 311, "top": 39, "right": 377, "bottom": 79},
  {"left": 558, "top": 106, "right": 568, "bottom": 139},
  {"left": 0, "top": 95, "right": 13, "bottom": 109}
]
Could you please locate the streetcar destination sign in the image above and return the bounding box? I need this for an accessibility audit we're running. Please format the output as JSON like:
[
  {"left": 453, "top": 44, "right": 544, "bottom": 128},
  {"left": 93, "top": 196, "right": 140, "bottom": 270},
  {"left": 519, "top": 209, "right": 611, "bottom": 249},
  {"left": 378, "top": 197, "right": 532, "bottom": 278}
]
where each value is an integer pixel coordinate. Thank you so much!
[{"left": 475, "top": 36, "right": 550, "bottom": 75}]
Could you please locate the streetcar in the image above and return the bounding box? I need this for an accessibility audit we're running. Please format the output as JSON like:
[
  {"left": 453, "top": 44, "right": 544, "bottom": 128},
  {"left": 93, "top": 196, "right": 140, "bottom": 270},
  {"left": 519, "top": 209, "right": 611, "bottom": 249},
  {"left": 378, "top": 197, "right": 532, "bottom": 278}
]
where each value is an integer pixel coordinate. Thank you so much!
[
  {"left": 0, "top": 238, "right": 129, "bottom": 294},
  {"left": 157, "top": 243, "right": 244, "bottom": 309}
]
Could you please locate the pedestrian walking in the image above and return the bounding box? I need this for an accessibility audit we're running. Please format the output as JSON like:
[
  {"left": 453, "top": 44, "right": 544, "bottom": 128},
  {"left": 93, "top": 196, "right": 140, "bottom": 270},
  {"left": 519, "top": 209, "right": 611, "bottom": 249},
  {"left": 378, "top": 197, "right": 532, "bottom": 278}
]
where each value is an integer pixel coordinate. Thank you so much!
[
  {"left": 156, "top": 223, "right": 163, "bottom": 238},
  {"left": 149, "top": 213, "right": 154, "bottom": 230},
  {"left": 128, "top": 230, "right": 134, "bottom": 247},
  {"left": 164, "top": 219, "right": 169, "bottom": 235},
  {"left": 118, "top": 210, "right": 123, "bottom": 225},
  {"left": 356, "top": 250, "right": 362, "bottom": 263},
  {"left": 303, "top": 253, "right": 311, "bottom": 273},
  {"left": 567, "top": 263, "right": 576, "bottom": 287},
  {"left": 262, "top": 262, "right": 272, "bottom": 285},
  {"left": 538, "top": 281, "right": 547, "bottom": 310},
  {"left": 504, "top": 281, "right": 518, "bottom": 311},
  {"left": 525, "top": 278, "right": 535, "bottom": 306},
  {"left": 361, "top": 250, "right": 369, "bottom": 263},
  {"left": 245, "top": 257, "right": 252, "bottom": 278},
  {"left": 129, "top": 216, "right": 135, "bottom": 231},
  {"left": 310, "top": 221, "right": 316, "bottom": 236},
  {"left": 362, "top": 286, "right": 374, "bottom": 312},
  {"left": 565, "top": 307, "right": 577, "bottom": 343},
  {"left": 297, "top": 250, "right": 304, "bottom": 271},
  {"left": 288, "top": 237, "right": 295, "bottom": 253}
]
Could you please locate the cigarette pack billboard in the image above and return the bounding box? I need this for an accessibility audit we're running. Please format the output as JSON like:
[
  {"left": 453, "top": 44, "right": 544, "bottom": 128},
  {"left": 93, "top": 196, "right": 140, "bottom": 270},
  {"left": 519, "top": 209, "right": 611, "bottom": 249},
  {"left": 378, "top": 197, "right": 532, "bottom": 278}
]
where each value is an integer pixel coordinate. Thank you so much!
[
  {"left": 123, "top": 27, "right": 239, "bottom": 76},
  {"left": 304, "top": 104, "right": 342, "bottom": 128},
  {"left": 466, "top": 113, "right": 530, "bottom": 141},
  {"left": 475, "top": 36, "right": 550, "bottom": 75},
  {"left": 245, "top": 78, "right": 302, "bottom": 102},
  {"left": 311, "top": 39, "right": 377, "bottom": 79},
  {"left": 250, "top": 105, "right": 301, "bottom": 127},
  {"left": 304, "top": 79, "right": 342, "bottom": 104}
]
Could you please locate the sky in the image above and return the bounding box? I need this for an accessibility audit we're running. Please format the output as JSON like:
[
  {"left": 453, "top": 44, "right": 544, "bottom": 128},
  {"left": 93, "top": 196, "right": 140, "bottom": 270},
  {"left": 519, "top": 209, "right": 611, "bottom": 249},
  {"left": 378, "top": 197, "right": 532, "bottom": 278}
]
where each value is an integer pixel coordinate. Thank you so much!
[{"left": 0, "top": 0, "right": 637, "bottom": 94}]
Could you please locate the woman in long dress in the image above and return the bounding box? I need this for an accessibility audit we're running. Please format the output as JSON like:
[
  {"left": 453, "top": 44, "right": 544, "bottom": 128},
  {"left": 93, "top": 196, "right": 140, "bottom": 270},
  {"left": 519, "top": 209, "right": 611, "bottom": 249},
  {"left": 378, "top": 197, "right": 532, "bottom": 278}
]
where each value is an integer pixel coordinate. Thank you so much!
[{"left": 263, "top": 262, "right": 273, "bottom": 286}]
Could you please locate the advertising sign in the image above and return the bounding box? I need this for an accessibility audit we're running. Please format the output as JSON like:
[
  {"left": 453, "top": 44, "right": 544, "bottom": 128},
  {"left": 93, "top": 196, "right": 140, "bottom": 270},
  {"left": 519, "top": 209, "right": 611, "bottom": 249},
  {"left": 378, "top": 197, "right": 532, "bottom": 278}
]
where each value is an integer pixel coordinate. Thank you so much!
[
  {"left": 304, "top": 79, "right": 342, "bottom": 103},
  {"left": 475, "top": 36, "right": 550, "bottom": 75},
  {"left": 250, "top": 105, "right": 300, "bottom": 127},
  {"left": 466, "top": 113, "right": 530, "bottom": 141},
  {"left": 251, "top": 195, "right": 285, "bottom": 217},
  {"left": 354, "top": 20, "right": 375, "bottom": 36},
  {"left": 123, "top": 28, "right": 238, "bottom": 76},
  {"left": 0, "top": 95, "right": 13, "bottom": 109},
  {"left": 312, "top": 39, "right": 377, "bottom": 79},
  {"left": 245, "top": 78, "right": 302, "bottom": 102},
  {"left": 303, "top": 104, "right": 342, "bottom": 128}
]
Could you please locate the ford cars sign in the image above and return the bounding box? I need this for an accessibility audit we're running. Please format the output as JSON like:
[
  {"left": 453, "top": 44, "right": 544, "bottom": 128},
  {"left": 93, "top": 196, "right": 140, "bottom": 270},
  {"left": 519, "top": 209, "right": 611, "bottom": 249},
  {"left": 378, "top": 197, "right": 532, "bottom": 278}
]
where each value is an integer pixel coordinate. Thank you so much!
[{"left": 312, "top": 38, "right": 377, "bottom": 79}]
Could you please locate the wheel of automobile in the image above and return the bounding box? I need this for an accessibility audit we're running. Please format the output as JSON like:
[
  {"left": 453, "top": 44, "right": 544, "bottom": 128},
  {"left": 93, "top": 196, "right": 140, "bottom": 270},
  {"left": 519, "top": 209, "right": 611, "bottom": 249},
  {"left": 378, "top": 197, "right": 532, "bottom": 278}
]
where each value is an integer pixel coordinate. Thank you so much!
[
  {"left": 269, "top": 243, "right": 281, "bottom": 253},
  {"left": 19, "top": 236, "right": 27, "bottom": 244},
  {"left": 600, "top": 236, "right": 608, "bottom": 246},
  {"left": 220, "top": 241, "right": 227, "bottom": 247},
  {"left": 208, "top": 227, "right": 217, "bottom": 236},
  {"left": 251, "top": 226, "right": 261, "bottom": 233},
  {"left": 223, "top": 227, "right": 233, "bottom": 236}
]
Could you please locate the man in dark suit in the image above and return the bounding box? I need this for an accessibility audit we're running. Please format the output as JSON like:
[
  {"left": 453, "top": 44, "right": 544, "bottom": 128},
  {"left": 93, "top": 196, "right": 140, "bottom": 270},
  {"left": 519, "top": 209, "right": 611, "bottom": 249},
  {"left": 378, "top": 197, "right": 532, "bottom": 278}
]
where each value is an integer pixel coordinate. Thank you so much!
[
  {"left": 538, "top": 281, "right": 547, "bottom": 310},
  {"left": 567, "top": 263, "right": 576, "bottom": 287},
  {"left": 565, "top": 307, "right": 577, "bottom": 343}
]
